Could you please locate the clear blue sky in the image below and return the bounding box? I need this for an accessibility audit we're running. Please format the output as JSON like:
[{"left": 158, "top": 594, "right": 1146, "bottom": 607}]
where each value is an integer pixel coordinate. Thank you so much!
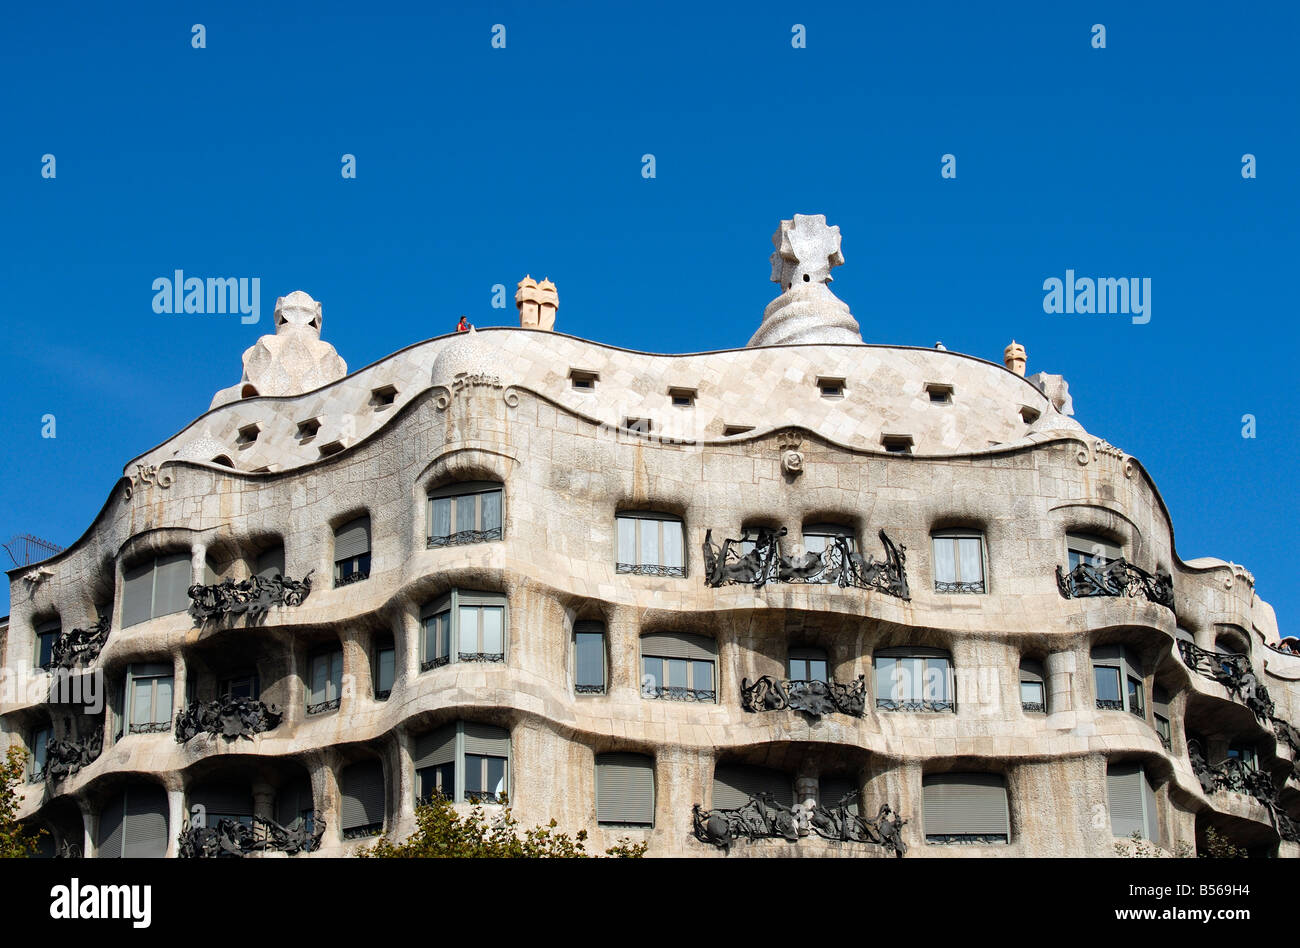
[{"left": 1, "top": 1, "right": 1296, "bottom": 631}]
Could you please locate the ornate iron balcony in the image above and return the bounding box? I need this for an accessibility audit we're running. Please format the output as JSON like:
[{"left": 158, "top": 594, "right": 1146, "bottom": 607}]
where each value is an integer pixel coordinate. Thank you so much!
[
  {"left": 1177, "top": 641, "right": 1276, "bottom": 721},
  {"left": 703, "top": 527, "right": 910, "bottom": 600},
  {"left": 617, "top": 563, "right": 687, "bottom": 578},
  {"left": 1187, "top": 740, "right": 1277, "bottom": 811},
  {"left": 427, "top": 527, "right": 503, "bottom": 549},
  {"left": 50, "top": 614, "right": 110, "bottom": 669},
  {"left": 128, "top": 720, "right": 171, "bottom": 735},
  {"left": 1056, "top": 558, "right": 1173, "bottom": 610},
  {"left": 188, "top": 571, "right": 313, "bottom": 623},
  {"left": 642, "top": 685, "right": 715, "bottom": 703},
  {"left": 1129, "top": 705, "right": 1146, "bottom": 720},
  {"left": 935, "top": 580, "right": 985, "bottom": 594},
  {"left": 342, "top": 823, "right": 382, "bottom": 840},
  {"left": 1095, "top": 698, "right": 1124, "bottom": 711},
  {"left": 1158, "top": 733, "right": 1172, "bottom": 752},
  {"left": 692, "top": 790, "right": 907, "bottom": 857},
  {"left": 179, "top": 813, "right": 324, "bottom": 858},
  {"left": 876, "top": 698, "right": 955, "bottom": 713},
  {"left": 575, "top": 683, "right": 606, "bottom": 695},
  {"left": 1021, "top": 701, "right": 1045, "bottom": 714},
  {"left": 741, "top": 675, "right": 866, "bottom": 717},
  {"left": 44, "top": 724, "right": 103, "bottom": 781},
  {"left": 926, "top": 833, "right": 1008, "bottom": 845},
  {"left": 458, "top": 652, "right": 505, "bottom": 663},
  {"left": 175, "top": 696, "right": 283, "bottom": 743},
  {"left": 421, "top": 656, "right": 450, "bottom": 672},
  {"left": 335, "top": 569, "right": 370, "bottom": 588},
  {"left": 306, "top": 698, "right": 341, "bottom": 715}
]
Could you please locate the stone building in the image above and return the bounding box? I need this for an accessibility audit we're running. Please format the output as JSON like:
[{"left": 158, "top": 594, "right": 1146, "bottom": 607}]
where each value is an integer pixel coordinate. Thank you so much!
[{"left": 5, "top": 214, "right": 1299, "bottom": 858}]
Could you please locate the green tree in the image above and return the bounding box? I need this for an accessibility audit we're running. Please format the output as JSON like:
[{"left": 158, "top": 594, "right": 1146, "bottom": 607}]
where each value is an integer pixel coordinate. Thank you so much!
[
  {"left": 0, "top": 746, "right": 45, "bottom": 858},
  {"left": 357, "top": 795, "right": 647, "bottom": 858},
  {"left": 1201, "top": 826, "right": 1247, "bottom": 858}
]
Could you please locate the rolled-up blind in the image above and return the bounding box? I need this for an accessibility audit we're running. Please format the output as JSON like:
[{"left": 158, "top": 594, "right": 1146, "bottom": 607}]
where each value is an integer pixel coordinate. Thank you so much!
[
  {"left": 413, "top": 723, "right": 457, "bottom": 770},
  {"left": 153, "top": 553, "right": 192, "bottom": 617},
  {"left": 122, "top": 785, "right": 169, "bottom": 858},
  {"left": 1152, "top": 685, "right": 1170, "bottom": 717},
  {"left": 923, "top": 773, "right": 1009, "bottom": 838},
  {"left": 1019, "top": 660, "right": 1044, "bottom": 683},
  {"left": 456, "top": 589, "right": 506, "bottom": 608},
  {"left": 641, "top": 631, "right": 715, "bottom": 662},
  {"left": 276, "top": 777, "right": 314, "bottom": 827},
  {"left": 712, "top": 764, "right": 793, "bottom": 810},
  {"left": 1108, "top": 762, "right": 1149, "bottom": 839},
  {"left": 462, "top": 722, "right": 509, "bottom": 757},
  {"left": 340, "top": 761, "right": 385, "bottom": 831},
  {"left": 420, "top": 595, "right": 451, "bottom": 620},
  {"left": 819, "top": 775, "right": 860, "bottom": 813},
  {"left": 98, "top": 793, "right": 125, "bottom": 857},
  {"left": 122, "top": 561, "right": 154, "bottom": 627},
  {"left": 596, "top": 753, "right": 654, "bottom": 825},
  {"left": 191, "top": 785, "right": 253, "bottom": 822},
  {"left": 334, "top": 517, "right": 371, "bottom": 561},
  {"left": 256, "top": 546, "right": 285, "bottom": 579}
]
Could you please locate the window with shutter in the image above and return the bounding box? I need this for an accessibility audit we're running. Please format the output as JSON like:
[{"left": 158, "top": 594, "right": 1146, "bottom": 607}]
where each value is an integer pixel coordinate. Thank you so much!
[
  {"left": 122, "top": 784, "right": 169, "bottom": 858},
  {"left": 124, "top": 663, "right": 174, "bottom": 734},
  {"left": 1107, "top": 762, "right": 1156, "bottom": 841},
  {"left": 922, "top": 773, "right": 1010, "bottom": 844},
  {"left": 333, "top": 516, "right": 372, "bottom": 586},
  {"left": 616, "top": 512, "right": 686, "bottom": 576},
  {"left": 1019, "top": 659, "right": 1046, "bottom": 713},
  {"left": 1067, "top": 532, "right": 1122, "bottom": 570},
  {"left": 711, "top": 764, "right": 793, "bottom": 810},
  {"left": 307, "top": 648, "right": 343, "bottom": 714},
  {"left": 373, "top": 637, "right": 395, "bottom": 700},
  {"left": 819, "top": 774, "right": 860, "bottom": 815},
  {"left": 640, "top": 632, "right": 716, "bottom": 702},
  {"left": 34, "top": 619, "right": 60, "bottom": 670},
  {"left": 427, "top": 482, "right": 505, "bottom": 548},
  {"left": 255, "top": 545, "right": 285, "bottom": 579},
  {"left": 1091, "top": 645, "right": 1144, "bottom": 714},
  {"left": 97, "top": 792, "right": 126, "bottom": 858},
  {"left": 413, "top": 721, "right": 510, "bottom": 805},
  {"left": 122, "top": 552, "right": 191, "bottom": 626},
  {"left": 276, "top": 777, "right": 316, "bottom": 835},
  {"left": 340, "top": 760, "right": 386, "bottom": 838},
  {"left": 596, "top": 753, "right": 654, "bottom": 825},
  {"left": 190, "top": 785, "right": 255, "bottom": 828},
  {"left": 414, "top": 723, "right": 458, "bottom": 802}
]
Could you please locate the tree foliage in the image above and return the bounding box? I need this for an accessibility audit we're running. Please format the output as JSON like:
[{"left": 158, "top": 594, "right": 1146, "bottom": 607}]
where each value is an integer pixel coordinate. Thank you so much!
[
  {"left": 357, "top": 795, "right": 647, "bottom": 858},
  {"left": 0, "top": 746, "right": 45, "bottom": 858},
  {"left": 1201, "top": 826, "right": 1248, "bottom": 859}
]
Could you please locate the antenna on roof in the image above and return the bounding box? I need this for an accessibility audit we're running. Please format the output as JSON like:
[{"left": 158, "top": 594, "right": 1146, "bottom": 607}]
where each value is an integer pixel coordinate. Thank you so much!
[{"left": 2, "top": 534, "right": 64, "bottom": 568}]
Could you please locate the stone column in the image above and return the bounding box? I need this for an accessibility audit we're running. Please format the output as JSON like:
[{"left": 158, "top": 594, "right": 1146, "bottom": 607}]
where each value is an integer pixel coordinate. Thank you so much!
[
  {"left": 77, "top": 797, "right": 96, "bottom": 857},
  {"left": 252, "top": 782, "right": 275, "bottom": 821},
  {"left": 1045, "top": 649, "right": 1078, "bottom": 728},
  {"left": 190, "top": 542, "right": 208, "bottom": 587},
  {"left": 164, "top": 782, "right": 187, "bottom": 858}
]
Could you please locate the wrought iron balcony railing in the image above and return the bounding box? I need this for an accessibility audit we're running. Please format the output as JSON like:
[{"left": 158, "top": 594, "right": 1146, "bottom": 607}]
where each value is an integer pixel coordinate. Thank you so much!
[
  {"left": 50, "top": 614, "right": 111, "bottom": 669},
  {"left": 342, "top": 823, "right": 382, "bottom": 840},
  {"left": 642, "top": 685, "right": 716, "bottom": 703},
  {"left": 427, "top": 527, "right": 503, "bottom": 549},
  {"left": 703, "top": 527, "right": 910, "bottom": 600},
  {"left": 935, "top": 580, "right": 985, "bottom": 595},
  {"left": 692, "top": 790, "right": 907, "bottom": 856},
  {"left": 926, "top": 833, "right": 1009, "bottom": 845},
  {"left": 178, "top": 813, "right": 324, "bottom": 858},
  {"left": 616, "top": 562, "right": 687, "bottom": 578},
  {"left": 741, "top": 675, "right": 866, "bottom": 717},
  {"left": 1158, "top": 733, "right": 1173, "bottom": 752},
  {"left": 1021, "top": 701, "right": 1046, "bottom": 714},
  {"left": 335, "top": 569, "right": 370, "bottom": 588},
  {"left": 174, "top": 697, "right": 283, "bottom": 743},
  {"left": 128, "top": 720, "right": 171, "bottom": 735},
  {"left": 44, "top": 726, "right": 104, "bottom": 781},
  {"left": 1186, "top": 739, "right": 1298, "bottom": 842},
  {"left": 575, "top": 683, "right": 606, "bottom": 695},
  {"left": 459, "top": 652, "right": 505, "bottom": 663},
  {"left": 876, "top": 697, "right": 955, "bottom": 713},
  {"left": 421, "top": 656, "right": 450, "bottom": 672},
  {"left": 306, "top": 698, "right": 341, "bottom": 715},
  {"left": 1095, "top": 698, "right": 1124, "bottom": 711},
  {"left": 1177, "top": 641, "right": 1276, "bottom": 721},
  {"left": 188, "top": 571, "right": 314, "bottom": 623},
  {"left": 1056, "top": 558, "right": 1174, "bottom": 610}
]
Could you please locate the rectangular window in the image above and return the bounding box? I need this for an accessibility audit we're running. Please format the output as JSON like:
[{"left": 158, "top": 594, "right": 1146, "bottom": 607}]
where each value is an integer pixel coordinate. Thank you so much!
[
  {"left": 802, "top": 525, "right": 855, "bottom": 584},
  {"left": 1067, "top": 533, "right": 1122, "bottom": 571},
  {"left": 35, "top": 621, "right": 60, "bottom": 670},
  {"left": 427, "top": 483, "right": 504, "bottom": 547},
  {"left": 932, "top": 534, "right": 986, "bottom": 593},
  {"left": 923, "top": 773, "right": 1010, "bottom": 844},
  {"left": 219, "top": 673, "right": 259, "bottom": 700},
  {"left": 30, "top": 726, "right": 51, "bottom": 781},
  {"left": 1020, "top": 680, "right": 1045, "bottom": 711},
  {"left": 1094, "top": 666, "right": 1122, "bottom": 709},
  {"left": 307, "top": 649, "right": 344, "bottom": 714},
  {"left": 1127, "top": 676, "right": 1145, "bottom": 717},
  {"left": 1155, "top": 715, "right": 1171, "bottom": 748},
  {"left": 418, "top": 763, "right": 455, "bottom": 802},
  {"left": 465, "top": 754, "right": 508, "bottom": 803},
  {"left": 334, "top": 516, "right": 371, "bottom": 586},
  {"left": 373, "top": 640, "right": 395, "bottom": 700},
  {"left": 817, "top": 377, "right": 845, "bottom": 398},
  {"left": 874, "top": 650, "right": 954, "bottom": 711},
  {"left": 422, "top": 607, "right": 451, "bottom": 670},
  {"left": 640, "top": 632, "right": 717, "bottom": 702},
  {"left": 616, "top": 513, "right": 686, "bottom": 577},
  {"left": 788, "top": 652, "right": 828, "bottom": 683},
  {"left": 574, "top": 623, "right": 606, "bottom": 694},
  {"left": 125, "top": 664, "right": 174, "bottom": 734},
  {"left": 596, "top": 753, "right": 655, "bottom": 826},
  {"left": 122, "top": 553, "right": 191, "bottom": 626},
  {"left": 459, "top": 604, "right": 505, "bottom": 660}
]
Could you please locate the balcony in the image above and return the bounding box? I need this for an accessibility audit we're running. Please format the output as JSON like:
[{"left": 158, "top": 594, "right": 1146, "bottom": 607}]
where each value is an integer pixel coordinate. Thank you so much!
[
  {"left": 876, "top": 697, "right": 955, "bottom": 713},
  {"left": 692, "top": 790, "right": 907, "bottom": 856},
  {"left": 178, "top": 813, "right": 323, "bottom": 857},
  {"left": 641, "top": 684, "right": 715, "bottom": 703},
  {"left": 616, "top": 563, "right": 687, "bottom": 578},
  {"left": 427, "top": 526, "right": 502, "bottom": 549},
  {"left": 306, "top": 698, "right": 341, "bottom": 716},
  {"left": 44, "top": 726, "right": 104, "bottom": 781},
  {"left": 1187, "top": 740, "right": 1298, "bottom": 842},
  {"left": 741, "top": 675, "right": 866, "bottom": 717},
  {"left": 175, "top": 697, "right": 284, "bottom": 743},
  {"left": 1177, "top": 641, "right": 1275, "bottom": 721},
  {"left": 50, "top": 615, "right": 111, "bottom": 669},
  {"left": 702, "top": 527, "right": 910, "bottom": 600},
  {"left": 1021, "top": 701, "right": 1046, "bottom": 714},
  {"left": 188, "top": 571, "right": 314, "bottom": 624},
  {"left": 1055, "top": 558, "right": 1173, "bottom": 611},
  {"left": 128, "top": 721, "right": 171, "bottom": 735}
]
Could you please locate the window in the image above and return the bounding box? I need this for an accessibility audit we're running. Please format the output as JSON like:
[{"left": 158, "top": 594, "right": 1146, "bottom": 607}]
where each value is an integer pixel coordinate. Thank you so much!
[
  {"left": 254, "top": 545, "right": 285, "bottom": 580},
  {"left": 340, "top": 760, "right": 386, "bottom": 839},
  {"left": 1067, "top": 532, "right": 1122, "bottom": 571},
  {"left": 712, "top": 764, "right": 793, "bottom": 810},
  {"left": 932, "top": 530, "right": 986, "bottom": 594},
  {"left": 307, "top": 647, "right": 343, "bottom": 714},
  {"left": 219, "top": 671, "right": 259, "bottom": 700},
  {"left": 1019, "top": 406, "right": 1041, "bottom": 424},
  {"left": 190, "top": 785, "right": 254, "bottom": 828},
  {"left": 369, "top": 384, "right": 397, "bottom": 408},
  {"left": 29, "top": 725, "right": 51, "bottom": 782},
  {"left": 623, "top": 417, "right": 652, "bottom": 435},
  {"left": 124, "top": 663, "right": 174, "bottom": 734},
  {"left": 802, "top": 522, "right": 855, "bottom": 583},
  {"left": 318, "top": 440, "right": 344, "bottom": 458},
  {"left": 819, "top": 774, "right": 860, "bottom": 813},
  {"left": 669, "top": 387, "right": 696, "bottom": 407},
  {"left": 569, "top": 369, "right": 598, "bottom": 390},
  {"left": 574, "top": 620, "right": 607, "bottom": 694},
  {"left": 236, "top": 422, "right": 261, "bottom": 446},
  {"left": 723, "top": 424, "right": 754, "bottom": 437},
  {"left": 97, "top": 784, "right": 169, "bottom": 858},
  {"left": 874, "top": 647, "right": 955, "bottom": 712},
  {"left": 1107, "top": 762, "right": 1159, "bottom": 842},
  {"left": 640, "top": 631, "right": 716, "bottom": 702},
  {"left": 596, "top": 753, "right": 655, "bottom": 826},
  {"left": 1019, "top": 660, "right": 1046, "bottom": 713},
  {"left": 1153, "top": 685, "right": 1171, "bottom": 750},
  {"left": 122, "top": 552, "right": 191, "bottom": 626},
  {"left": 881, "top": 434, "right": 914, "bottom": 454},
  {"left": 414, "top": 721, "right": 510, "bottom": 805},
  {"left": 427, "top": 482, "right": 503, "bottom": 548},
  {"left": 34, "top": 619, "right": 60, "bottom": 670},
  {"left": 922, "top": 773, "right": 1010, "bottom": 844},
  {"left": 616, "top": 511, "right": 685, "bottom": 577},
  {"left": 816, "top": 377, "right": 845, "bottom": 398},
  {"left": 788, "top": 646, "right": 828, "bottom": 683},
  {"left": 421, "top": 590, "right": 507, "bottom": 669},
  {"left": 295, "top": 417, "right": 321, "bottom": 442},
  {"left": 1092, "top": 645, "right": 1143, "bottom": 715},
  {"left": 373, "top": 636, "right": 395, "bottom": 700},
  {"left": 925, "top": 382, "right": 954, "bottom": 403},
  {"left": 333, "top": 516, "right": 371, "bottom": 586},
  {"left": 1227, "top": 744, "right": 1257, "bottom": 771}
]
